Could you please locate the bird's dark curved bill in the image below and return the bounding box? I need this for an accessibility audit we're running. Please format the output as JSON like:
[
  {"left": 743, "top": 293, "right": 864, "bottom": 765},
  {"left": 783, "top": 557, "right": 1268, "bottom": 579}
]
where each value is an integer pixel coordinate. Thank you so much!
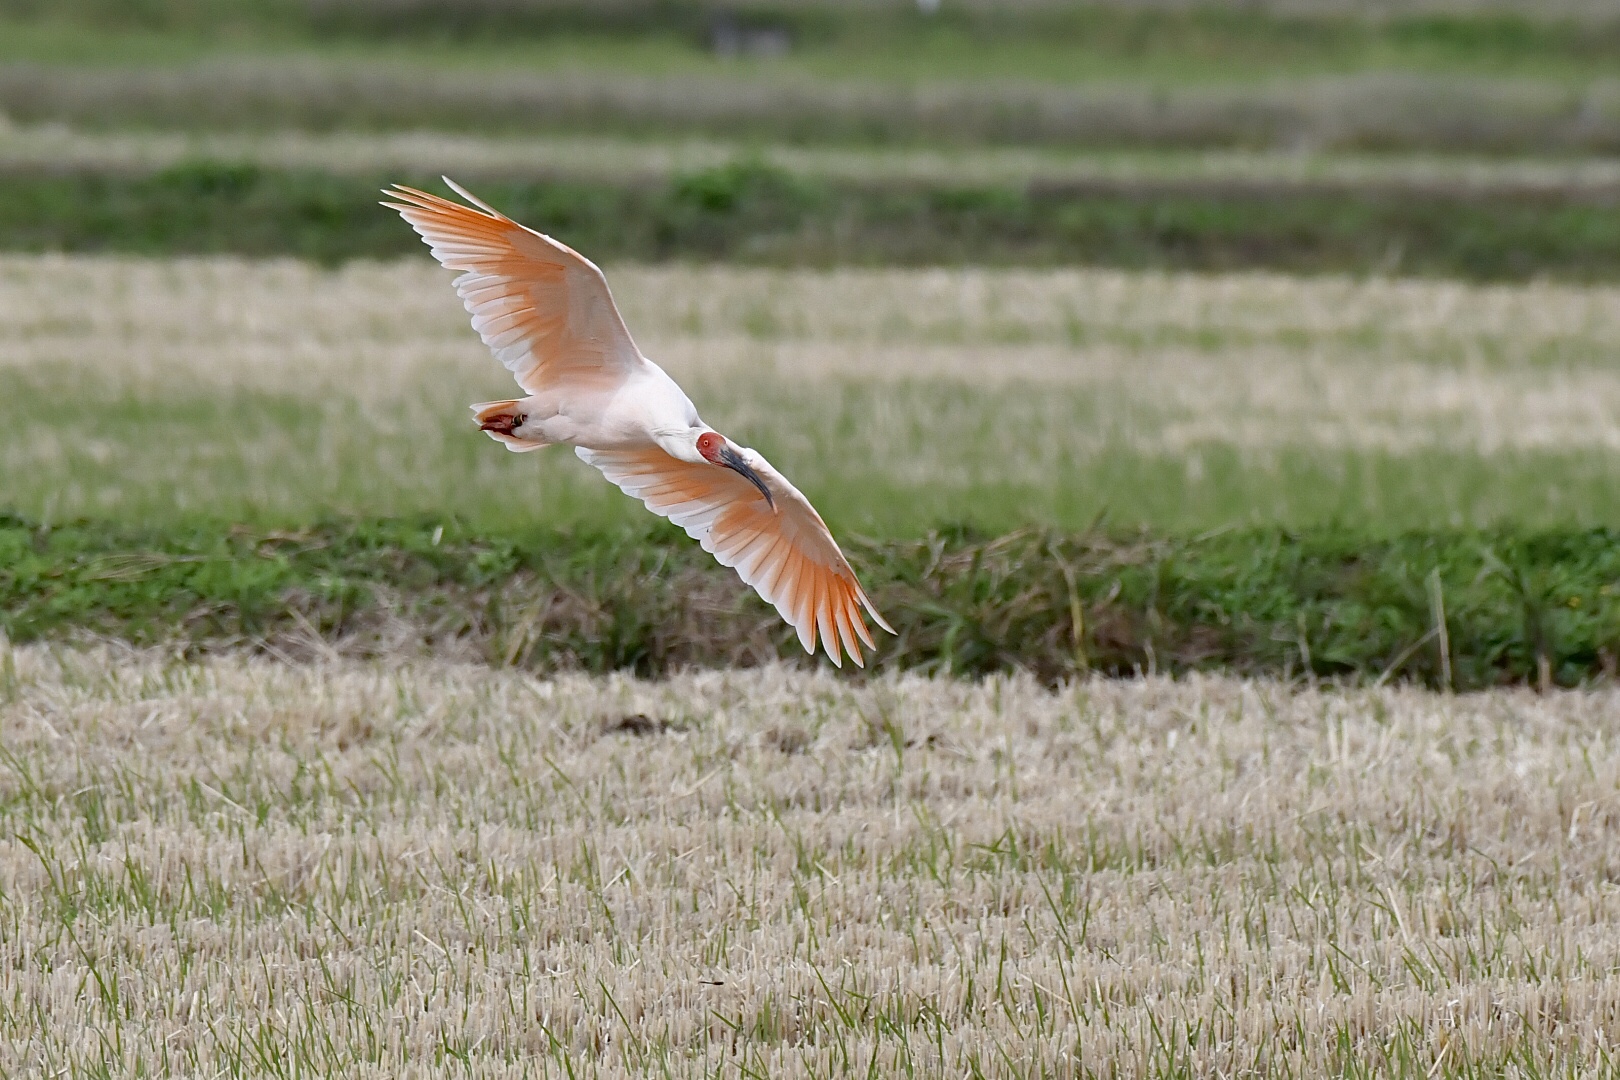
[{"left": 719, "top": 446, "right": 775, "bottom": 509}]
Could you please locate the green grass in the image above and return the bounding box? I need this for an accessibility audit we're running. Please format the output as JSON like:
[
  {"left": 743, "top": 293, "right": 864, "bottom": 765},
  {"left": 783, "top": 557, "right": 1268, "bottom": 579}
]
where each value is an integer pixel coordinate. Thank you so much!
[
  {"left": 5, "top": 512, "right": 1617, "bottom": 688},
  {"left": 9, "top": 364, "right": 1620, "bottom": 539},
  {"left": 10, "top": 161, "right": 1620, "bottom": 279}
]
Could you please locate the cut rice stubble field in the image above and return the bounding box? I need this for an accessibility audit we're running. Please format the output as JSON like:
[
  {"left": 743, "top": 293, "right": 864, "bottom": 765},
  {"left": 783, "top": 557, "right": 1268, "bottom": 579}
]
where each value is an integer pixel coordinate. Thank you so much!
[{"left": 2, "top": 649, "right": 1619, "bottom": 1075}]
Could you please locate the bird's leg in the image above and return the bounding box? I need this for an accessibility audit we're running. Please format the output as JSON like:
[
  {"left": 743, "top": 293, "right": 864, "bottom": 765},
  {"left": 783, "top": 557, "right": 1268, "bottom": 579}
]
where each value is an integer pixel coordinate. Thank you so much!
[{"left": 469, "top": 399, "right": 549, "bottom": 452}]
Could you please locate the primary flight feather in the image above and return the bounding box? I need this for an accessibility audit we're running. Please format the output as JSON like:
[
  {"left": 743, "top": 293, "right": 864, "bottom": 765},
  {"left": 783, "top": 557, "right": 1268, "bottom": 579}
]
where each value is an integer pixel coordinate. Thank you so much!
[{"left": 383, "top": 179, "right": 893, "bottom": 667}]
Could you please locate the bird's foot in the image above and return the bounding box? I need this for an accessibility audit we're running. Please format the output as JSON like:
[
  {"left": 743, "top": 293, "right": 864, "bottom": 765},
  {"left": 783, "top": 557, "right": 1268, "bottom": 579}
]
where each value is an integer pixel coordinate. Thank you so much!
[{"left": 478, "top": 411, "right": 527, "bottom": 436}]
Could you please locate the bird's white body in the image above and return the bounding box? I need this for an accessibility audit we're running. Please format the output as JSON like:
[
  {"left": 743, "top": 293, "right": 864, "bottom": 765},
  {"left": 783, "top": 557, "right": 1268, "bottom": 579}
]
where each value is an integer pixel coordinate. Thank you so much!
[
  {"left": 385, "top": 179, "right": 892, "bottom": 666},
  {"left": 508, "top": 360, "right": 699, "bottom": 454}
]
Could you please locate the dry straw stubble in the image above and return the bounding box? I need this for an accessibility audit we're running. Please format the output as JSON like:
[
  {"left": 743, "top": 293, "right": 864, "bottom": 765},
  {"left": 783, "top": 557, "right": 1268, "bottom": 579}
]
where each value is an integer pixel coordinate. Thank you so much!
[
  {"left": 7, "top": 255, "right": 1620, "bottom": 529},
  {"left": 7, "top": 255, "right": 1620, "bottom": 450},
  {"left": 14, "top": 124, "right": 1620, "bottom": 198},
  {"left": 2, "top": 648, "right": 1620, "bottom": 1075}
]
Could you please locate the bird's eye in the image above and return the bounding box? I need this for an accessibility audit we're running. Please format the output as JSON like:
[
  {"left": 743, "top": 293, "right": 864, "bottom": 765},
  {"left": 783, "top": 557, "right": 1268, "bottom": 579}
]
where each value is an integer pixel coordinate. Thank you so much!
[{"left": 697, "top": 432, "right": 720, "bottom": 453}]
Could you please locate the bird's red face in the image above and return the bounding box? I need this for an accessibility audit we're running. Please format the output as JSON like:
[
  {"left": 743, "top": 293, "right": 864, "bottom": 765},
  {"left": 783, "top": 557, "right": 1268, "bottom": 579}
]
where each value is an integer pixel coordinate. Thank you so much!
[
  {"left": 696, "top": 431, "right": 724, "bottom": 463},
  {"left": 695, "top": 430, "right": 775, "bottom": 510}
]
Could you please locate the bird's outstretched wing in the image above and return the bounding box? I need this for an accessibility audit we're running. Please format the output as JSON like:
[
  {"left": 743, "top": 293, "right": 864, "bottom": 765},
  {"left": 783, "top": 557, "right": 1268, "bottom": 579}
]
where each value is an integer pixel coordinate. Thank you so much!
[
  {"left": 577, "top": 447, "right": 894, "bottom": 667},
  {"left": 383, "top": 179, "right": 643, "bottom": 394}
]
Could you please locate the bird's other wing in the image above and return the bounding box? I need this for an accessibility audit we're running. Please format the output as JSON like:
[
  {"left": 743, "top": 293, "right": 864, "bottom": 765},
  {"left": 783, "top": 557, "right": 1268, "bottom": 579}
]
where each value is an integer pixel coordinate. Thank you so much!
[
  {"left": 577, "top": 446, "right": 894, "bottom": 667},
  {"left": 383, "top": 178, "right": 643, "bottom": 395}
]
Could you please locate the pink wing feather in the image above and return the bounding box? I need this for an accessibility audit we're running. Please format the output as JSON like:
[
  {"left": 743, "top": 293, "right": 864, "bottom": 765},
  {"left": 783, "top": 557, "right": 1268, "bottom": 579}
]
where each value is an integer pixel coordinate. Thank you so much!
[
  {"left": 577, "top": 446, "right": 893, "bottom": 667},
  {"left": 383, "top": 179, "right": 643, "bottom": 394}
]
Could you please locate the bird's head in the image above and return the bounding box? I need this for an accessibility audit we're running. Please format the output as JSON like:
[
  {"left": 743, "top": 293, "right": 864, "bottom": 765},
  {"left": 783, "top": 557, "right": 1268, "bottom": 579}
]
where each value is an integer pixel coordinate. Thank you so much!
[{"left": 695, "top": 430, "right": 775, "bottom": 511}]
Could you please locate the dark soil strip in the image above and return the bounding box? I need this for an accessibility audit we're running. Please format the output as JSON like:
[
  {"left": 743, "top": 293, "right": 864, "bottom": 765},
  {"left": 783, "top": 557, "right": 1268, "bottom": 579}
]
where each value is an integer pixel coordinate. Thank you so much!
[
  {"left": 5, "top": 514, "right": 1618, "bottom": 689},
  {"left": 7, "top": 161, "right": 1620, "bottom": 279}
]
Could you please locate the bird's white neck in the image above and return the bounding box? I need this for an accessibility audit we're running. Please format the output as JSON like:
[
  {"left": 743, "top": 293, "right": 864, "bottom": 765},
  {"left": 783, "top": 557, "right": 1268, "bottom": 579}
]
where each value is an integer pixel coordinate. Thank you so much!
[{"left": 652, "top": 427, "right": 707, "bottom": 464}]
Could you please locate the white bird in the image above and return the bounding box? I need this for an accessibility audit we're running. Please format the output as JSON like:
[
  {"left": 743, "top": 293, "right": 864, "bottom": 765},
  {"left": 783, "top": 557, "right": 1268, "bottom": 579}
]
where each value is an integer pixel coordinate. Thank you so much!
[{"left": 383, "top": 179, "right": 894, "bottom": 667}]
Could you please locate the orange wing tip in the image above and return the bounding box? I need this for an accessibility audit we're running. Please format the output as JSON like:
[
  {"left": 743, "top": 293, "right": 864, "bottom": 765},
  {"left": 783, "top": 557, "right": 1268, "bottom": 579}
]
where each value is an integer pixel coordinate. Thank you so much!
[
  {"left": 817, "top": 598, "right": 842, "bottom": 669},
  {"left": 381, "top": 185, "right": 462, "bottom": 214},
  {"left": 859, "top": 590, "right": 896, "bottom": 636},
  {"left": 849, "top": 604, "right": 878, "bottom": 651},
  {"left": 443, "top": 176, "right": 509, "bottom": 220},
  {"left": 833, "top": 601, "right": 866, "bottom": 669},
  {"left": 793, "top": 575, "right": 818, "bottom": 657},
  {"left": 789, "top": 572, "right": 888, "bottom": 668},
  {"left": 811, "top": 576, "right": 834, "bottom": 662},
  {"left": 382, "top": 183, "right": 505, "bottom": 228}
]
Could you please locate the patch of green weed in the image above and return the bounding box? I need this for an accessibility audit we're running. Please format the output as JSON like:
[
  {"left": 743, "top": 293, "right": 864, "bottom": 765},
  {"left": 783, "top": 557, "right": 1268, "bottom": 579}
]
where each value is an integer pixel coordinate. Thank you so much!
[{"left": 5, "top": 513, "right": 1619, "bottom": 688}]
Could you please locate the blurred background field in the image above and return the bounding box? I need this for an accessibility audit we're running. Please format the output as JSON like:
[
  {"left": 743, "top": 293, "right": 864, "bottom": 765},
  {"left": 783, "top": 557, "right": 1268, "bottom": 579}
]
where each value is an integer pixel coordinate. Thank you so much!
[
  {"left": 5, "top": 0, "right": 1620, "bottom": 684},
  {"left": 6, "top": 0, "right": 1620, "bottom": 277}
]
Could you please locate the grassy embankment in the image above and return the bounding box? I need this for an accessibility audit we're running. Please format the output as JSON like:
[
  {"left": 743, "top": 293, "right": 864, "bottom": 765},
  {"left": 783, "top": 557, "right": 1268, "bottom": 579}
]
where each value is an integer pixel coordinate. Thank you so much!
[{"left": 7, "top": 513, "right": 1620, "bottom": 689}]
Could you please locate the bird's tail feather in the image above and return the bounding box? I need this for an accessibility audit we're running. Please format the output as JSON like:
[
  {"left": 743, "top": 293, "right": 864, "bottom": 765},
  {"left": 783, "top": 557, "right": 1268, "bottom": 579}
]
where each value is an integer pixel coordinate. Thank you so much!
[{"left": 471, "top": 399, "right": 548, "bottom": 453}]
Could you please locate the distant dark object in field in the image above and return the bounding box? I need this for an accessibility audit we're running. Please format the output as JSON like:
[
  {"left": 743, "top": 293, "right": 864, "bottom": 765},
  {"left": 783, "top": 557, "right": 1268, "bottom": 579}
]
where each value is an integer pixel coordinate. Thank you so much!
[
  {"left": 606, "top": 713, "right": 671, "bottom": 736},
  {"left": 709, "top": 16, "right": 792, "bottom": 59}
]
